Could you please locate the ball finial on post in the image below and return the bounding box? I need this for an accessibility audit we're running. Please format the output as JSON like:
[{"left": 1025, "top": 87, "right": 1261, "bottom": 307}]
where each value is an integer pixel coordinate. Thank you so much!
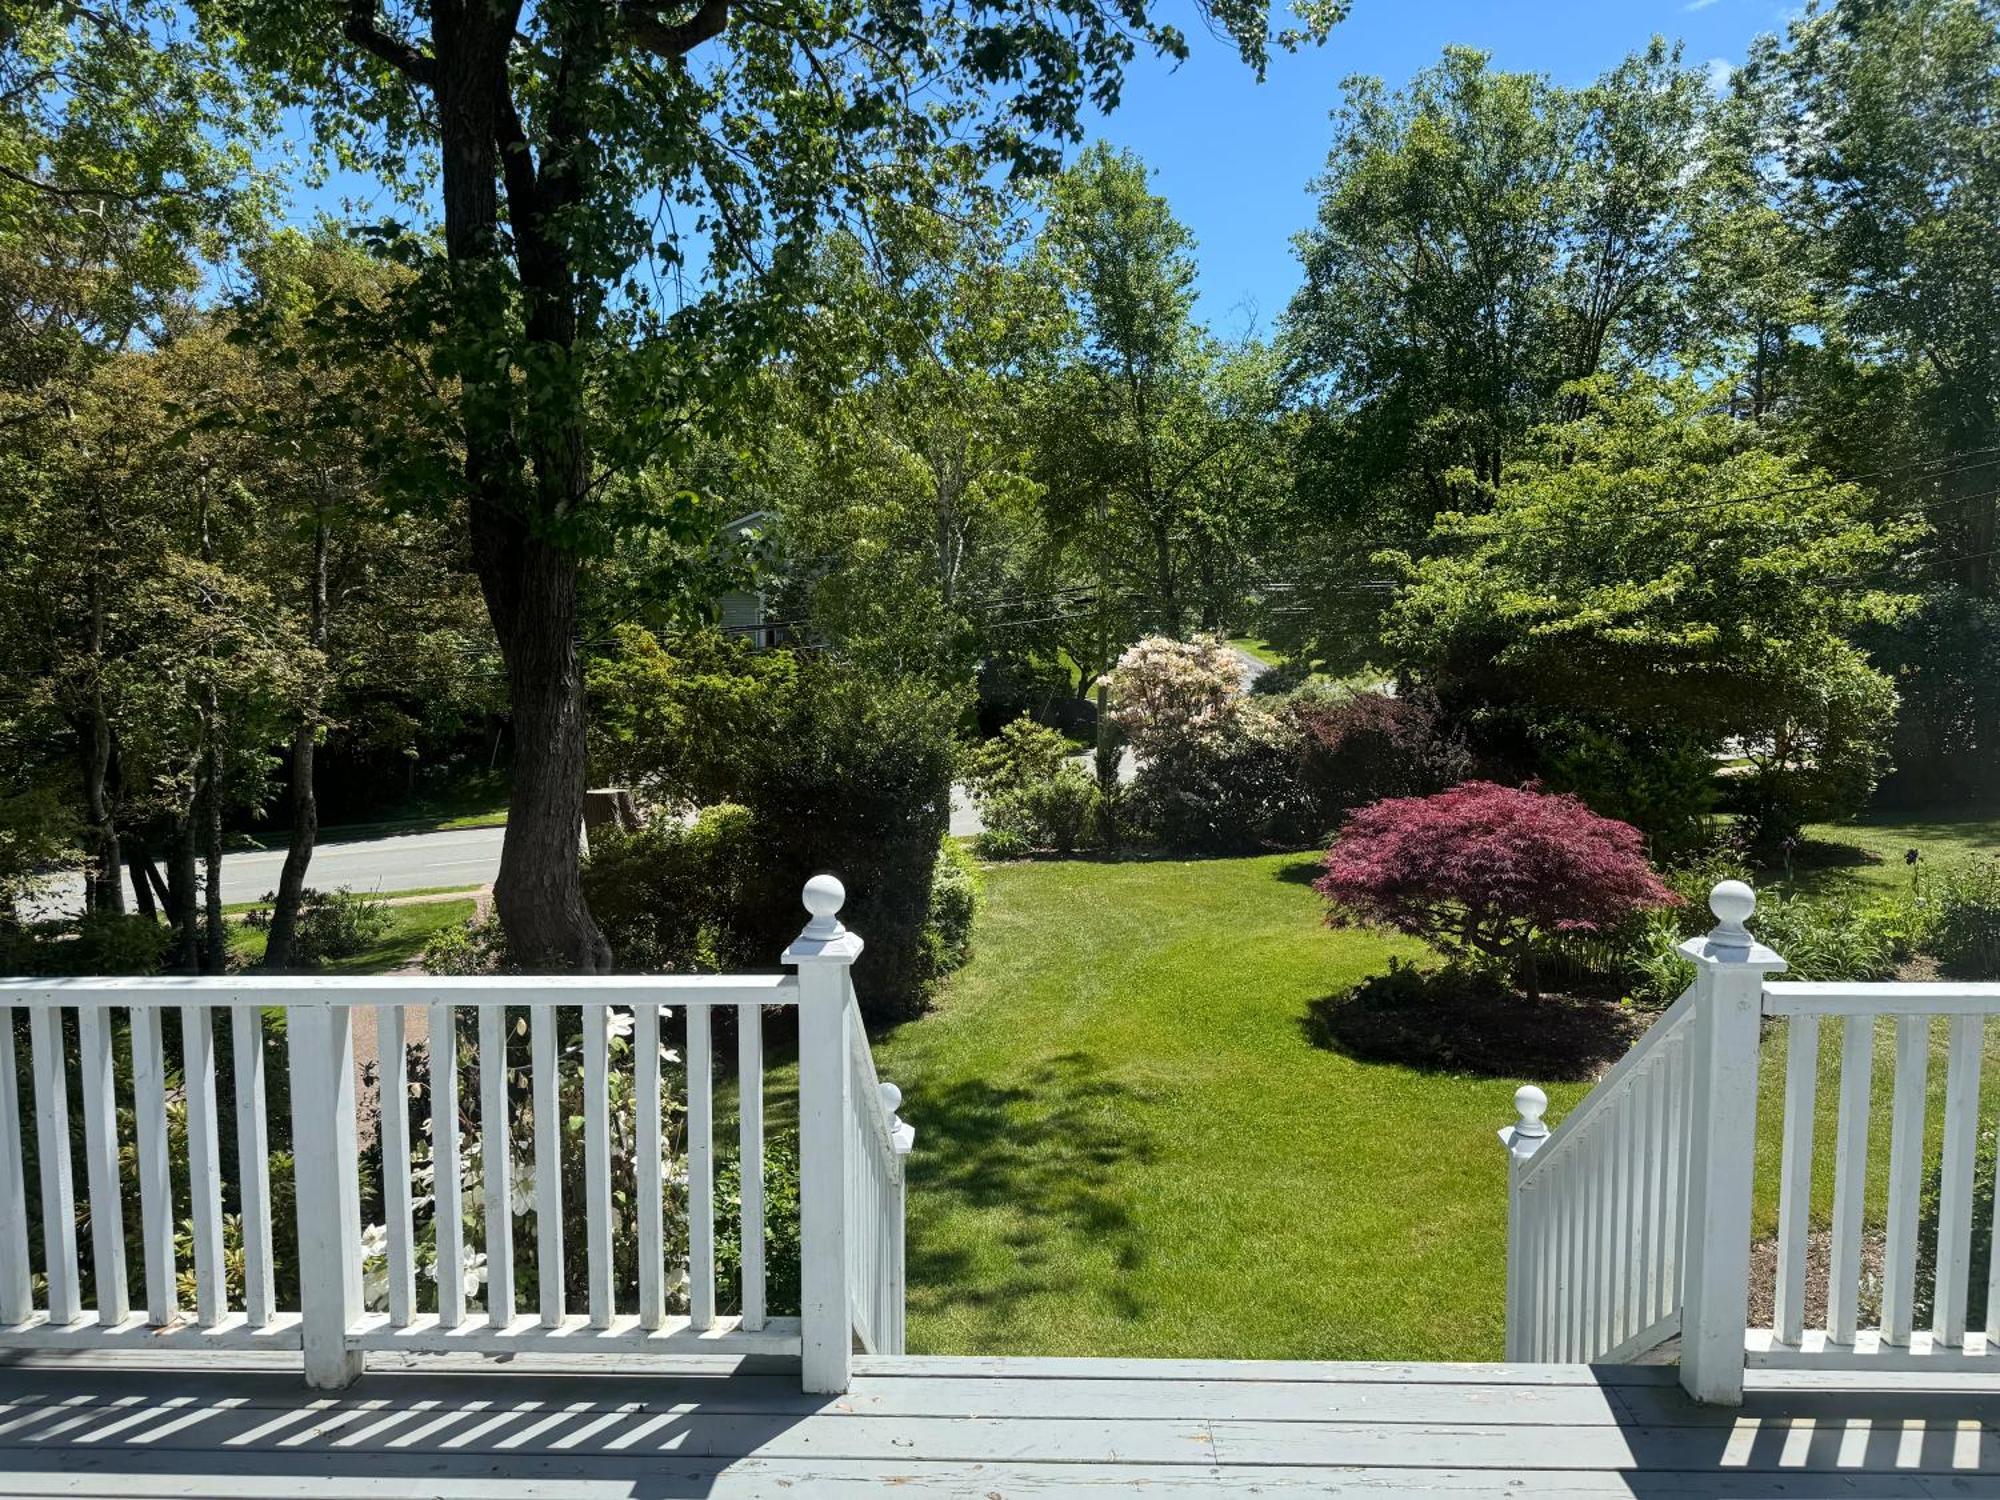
[
  {"left": 1707, "top": 879, "right": 1756, "bottom": 949},
  {"left": 800, "top": 874, "right": 847, "bottom": 941},
  {"left": 1513, "top": 1084, "right": 1548, "bottom": 1137}
]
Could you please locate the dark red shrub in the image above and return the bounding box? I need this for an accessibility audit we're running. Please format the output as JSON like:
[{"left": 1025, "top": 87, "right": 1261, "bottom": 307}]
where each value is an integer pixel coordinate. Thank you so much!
[
  {"left": 1315, "top": 781, "right": 1678, "bottom": 994},
  {"left": 1287, "top": 690, "right": 1471, "bottom": 831}
]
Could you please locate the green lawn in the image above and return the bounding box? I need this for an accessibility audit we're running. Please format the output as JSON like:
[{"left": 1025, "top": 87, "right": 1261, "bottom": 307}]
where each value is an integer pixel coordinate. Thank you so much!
[
  {"left": 1227, "top": 636, "right": 1285, "bottom": 666},
  {"left": 867, "top": 854, "right": 1564, "bottom": 1362},
  {"left": 226, "top": 898, "right": 476, "bottom": 973},
  {"left": 1781, "top": 801, "right": 2000, "bottom": 899},
  {"left": 222, "top": 885, "right": 483, "bottom": 915}
]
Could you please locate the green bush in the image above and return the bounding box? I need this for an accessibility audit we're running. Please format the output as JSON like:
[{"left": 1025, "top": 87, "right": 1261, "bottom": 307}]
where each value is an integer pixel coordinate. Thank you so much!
[
  {"left": 0, "top": 912, "right": 173, "bottom": 975},
  {"left": 1129, "top": 712, "right": 1312, "bottom": 854},
  {"left": 964, "top": 716, "right": 1070, "bottom": 799},
  {"left": 1929, "top": 858, "right": 2000, "bottom": 978},
  {"left": 923, "top": 838, "right": 980, "bottom": 980},
  {"left": 1752, "top": 891, "right": 1915, "bottom": 982},
  {"left": 243, "top": 887, "right": 391, "bottom": 969},
  {"left": 976, "top": 763, "right": 1098, "bottom": 857},
  {"left": 717, "top": 1138, "right": 803, "bottom": 1319},
  {"left": 421, "top": 908, "right": 509, "bottom": 975},
  {"left": 733, "top": 661, "right": 967, "bottom": 1024},
  {"left": 583, "top": 804, "right": 759, "bottom": 973},
  {"left": 1540, "top": 723, "right": 1718, "bottom": 861}
]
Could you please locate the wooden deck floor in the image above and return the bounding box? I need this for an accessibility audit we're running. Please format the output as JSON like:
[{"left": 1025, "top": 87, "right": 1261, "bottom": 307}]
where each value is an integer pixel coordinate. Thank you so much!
[{"left": 0, "top": 1350, "right": 1994, "bottom": 1497}]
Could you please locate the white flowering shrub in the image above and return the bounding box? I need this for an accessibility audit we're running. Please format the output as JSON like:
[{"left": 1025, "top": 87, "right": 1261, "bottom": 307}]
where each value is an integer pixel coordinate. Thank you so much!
[{"left": 1099, "top": 633, "right": 1245, "bottom": 760}]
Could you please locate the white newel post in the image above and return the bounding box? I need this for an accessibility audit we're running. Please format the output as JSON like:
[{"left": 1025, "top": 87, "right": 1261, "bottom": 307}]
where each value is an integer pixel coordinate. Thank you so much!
[
  {"left": 288, "top": 1005, "right": 365, "bottom": 1389},
  {"left": 1497, "top": 1084, "right": 1550, "bottom": 1361},
  {"left": 1678, "top": 880, "right": 1785, "bottom": 1407},
  {"left": 786, "top": 875, "right": 864, "bottom": 1395}
]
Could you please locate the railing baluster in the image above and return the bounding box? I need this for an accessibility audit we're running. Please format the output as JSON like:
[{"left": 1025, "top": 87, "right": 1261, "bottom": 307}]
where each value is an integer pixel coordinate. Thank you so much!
[
  {"left": 1774, "top": 1013, "right": 1819, "bottom": 1348},
  {"left": 28, "top": 1006, "right": 79, "bottom": 1326},
  {"left": 429, "top": 1000, "right": 464, "bottom": 1328},
  {"left": 76, "top": 1005, "right": 128, "bottom": 1324},
  {"left": 1826, "top": 1014, "right": 1871, "bottom": 1346},
  {"left": 129, "top": 1005, "right": 175, "bottom": 1324},
  {"left": 687, "top": 1002, "right": 715, "bottom": 1330},
  {"left": 530, "top": 1008, "right": 563, "bottom": 1328},
  {"left": 1931, "top": 1013, "right": 1983, "bottom": 1347},
  {"left": 232, "top": 1006, "right": 275, "bottom": 1328},
  {"left": 583, "top": 1003, "right": 612, "bottom": 1327},
  {"left": 380, "top": 1005, "right": 416, "bottom": 1328},
  {"left": 739, "top": 1000, "right": 766, "bottom": 1332},
  {"left": 478, "top": 1005, "right": 513, "bottom": 1327},
  {"left": 635, "top": 1001, "right": 664, "bottom": 1331},
  {"left": 0, "top": 1007, "right": 29, "bottom": 1326},
  {"left": 1880, "top": 1014, "right": 1929, "bottom": 1347},
  {"left": 179, "top": 1006, "right": 225, "bottom": 1327}
]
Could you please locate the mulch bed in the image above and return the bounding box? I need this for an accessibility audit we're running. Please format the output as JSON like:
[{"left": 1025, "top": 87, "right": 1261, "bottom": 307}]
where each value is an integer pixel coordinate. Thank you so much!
[{"left": 1303, "top": 972, "right": 1649, "bottom": 1081}]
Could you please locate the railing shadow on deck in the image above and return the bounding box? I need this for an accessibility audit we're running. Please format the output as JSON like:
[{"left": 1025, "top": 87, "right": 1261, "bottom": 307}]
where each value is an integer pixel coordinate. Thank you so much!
[
  {"left": 2, "top": 1358, "right": 1998, "bottom": 1496},
  {"left": 0, "top": 1359, "right": 831, "bottom": 1500}
]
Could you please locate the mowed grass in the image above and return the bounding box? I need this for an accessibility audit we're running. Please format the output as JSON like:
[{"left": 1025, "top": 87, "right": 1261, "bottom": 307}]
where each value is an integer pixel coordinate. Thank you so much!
[
  {"left": 226, "top": 898, "right": 476, "bottom": 973},
  {"left": 1783, "top": 801, "right": 2000, "bottom": 899},
  {"left": 867, "top": 854, "right": 1580, "bottom": 1362}
]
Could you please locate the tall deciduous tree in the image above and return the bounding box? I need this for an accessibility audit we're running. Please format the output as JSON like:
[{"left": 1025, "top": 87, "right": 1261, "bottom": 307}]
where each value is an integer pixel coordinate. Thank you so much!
[
  {"left": 210, "top": 0, "right": 1347, "bottom": 969},
  {"left": 1280, "top": 42, "right": 1713, "bottom": 668}
]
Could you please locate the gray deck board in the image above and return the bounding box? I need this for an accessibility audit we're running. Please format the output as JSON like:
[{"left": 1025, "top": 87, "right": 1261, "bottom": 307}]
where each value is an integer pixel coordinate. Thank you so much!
[{"left": 0, "top": 1354, "right": 1993, "bottom": 1498}]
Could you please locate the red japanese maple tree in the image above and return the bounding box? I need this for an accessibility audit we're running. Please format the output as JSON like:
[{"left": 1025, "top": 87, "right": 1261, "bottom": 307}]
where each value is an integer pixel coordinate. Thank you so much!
[{"left": 1316, "top": 781, "right": 1678, "bottom": 994}]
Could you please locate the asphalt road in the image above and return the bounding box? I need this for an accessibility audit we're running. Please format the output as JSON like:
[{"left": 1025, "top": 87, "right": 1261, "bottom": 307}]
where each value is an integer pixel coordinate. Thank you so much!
[{"left": 33, "top": 824, "right": 507, "bottom": 918}]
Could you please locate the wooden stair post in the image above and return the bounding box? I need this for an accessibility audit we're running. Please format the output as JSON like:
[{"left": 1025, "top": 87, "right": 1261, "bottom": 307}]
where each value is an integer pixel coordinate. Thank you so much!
[{"left": 1678, "top": 880, "right": 1786, "bottom": 1406}]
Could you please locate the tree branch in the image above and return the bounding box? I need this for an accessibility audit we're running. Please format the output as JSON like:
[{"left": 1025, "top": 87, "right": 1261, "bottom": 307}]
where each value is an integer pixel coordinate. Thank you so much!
[
  {"left": 623, "top": 0, "right": 730, "bottom": 60},
  {"left": 342, "top": 1, "right": 438, "bottom": 87}
]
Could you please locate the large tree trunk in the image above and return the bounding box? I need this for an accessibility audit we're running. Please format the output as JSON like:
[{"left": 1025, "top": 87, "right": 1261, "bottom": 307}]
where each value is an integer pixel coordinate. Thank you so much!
[
  {"left": 202, "top": 759, "right": 225, "bottom": 974},
  {"left": 127, "top": 841, "right": 158, "bottom": 922},
  {"left": 436, "top": 13, "right": 610, "bottom": 972},
  {"left": 263, "top": 513, "right": 328, "bottom": 971},
  {"left": 169, "top": 813, "right": 199, "bottom": 972}
]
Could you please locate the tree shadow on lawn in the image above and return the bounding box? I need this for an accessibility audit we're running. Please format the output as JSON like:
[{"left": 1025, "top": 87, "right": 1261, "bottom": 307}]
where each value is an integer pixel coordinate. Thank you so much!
[
  {"left": 1272, "top": 855, "right": 1325, "bottom": 887},
  {"left": 1301, "top": 966, "right": 1646, "bottom": 1082},
  {"left": 905, "top": 1050, "right": 1158, "bottom": 1330}
]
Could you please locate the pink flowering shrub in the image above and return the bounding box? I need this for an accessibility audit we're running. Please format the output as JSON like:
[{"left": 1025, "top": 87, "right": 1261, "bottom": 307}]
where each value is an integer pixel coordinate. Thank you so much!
[{"left": 1316, "top": 781, "right": 1678, "bottom": 994}]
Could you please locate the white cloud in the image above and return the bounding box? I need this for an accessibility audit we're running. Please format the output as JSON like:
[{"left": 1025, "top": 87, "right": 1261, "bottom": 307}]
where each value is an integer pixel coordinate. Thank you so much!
[
  {"left": 1684, "top": 0, "right": 1724, "bottom": 12},
  {"left": 1704, "top": 57, "right": 1737, "bottom": 95}
]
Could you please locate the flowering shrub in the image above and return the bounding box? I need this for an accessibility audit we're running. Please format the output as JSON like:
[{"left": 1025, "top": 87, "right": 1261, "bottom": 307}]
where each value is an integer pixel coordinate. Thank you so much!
[
  {"left": 1316, "top": 781, "right": 1678, "bottom": 993},
  {"left": 1099, "top": 633, "right": 1245, "bottom": 759},
  {"left": 964, "top": 715, "right": 1071, "bottom": 799}
]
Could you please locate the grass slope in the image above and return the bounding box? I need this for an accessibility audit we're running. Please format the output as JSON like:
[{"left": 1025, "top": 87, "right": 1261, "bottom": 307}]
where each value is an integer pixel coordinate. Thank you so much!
[
  {"left": 227, "top": 898, "right": 476, "bottom": 973},
  {"left": 869, "top": 854, "right": 1573, "bottom": 1362}
]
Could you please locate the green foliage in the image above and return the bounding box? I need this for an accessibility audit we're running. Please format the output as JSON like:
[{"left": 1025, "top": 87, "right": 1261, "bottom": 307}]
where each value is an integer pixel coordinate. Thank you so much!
[
  {"left": 582, "top": 806, "right": 759, "bottom": 975},
  {"left": 1278, "top": 41, "right": 1716, "bottom": 666},
  {"left": 242, "top": 887, "right": 391, "bottom": 970},
  {"left": 718, "top": 1140, "right": 803, "bottom": 1320},
  {"left": 1751, "top": 892, "right": 1917, "bottom": 984},
  {"left": 1129, "top": 711, "right": 1310, "bottom": 855},
  {"left": 587, "top": 627, "right": 798, "bottom": 808},
  {"left": 1539, "top": 723, "right": 1719, "bottom": 860},
  {"left": 923, "top": 839, "right": 982, "bottom": 979},
  {"left": 977, "top": 763, "right": 1100, "bottom": 858},
  {"left": 421, "top": 909, "right": 511, "bottom": 978},
  {"left": 964, "top": 716, "right": 1071, "bottom": 800},
  {"left": 1385, "top": 375, "right": 1912, "bottom": 845},
  {"left": 0, "top": 913, "right": 173, "bottom": 976},
  {"left": 735, "top": 662, "right": 969, "bottom": 1022},
  {"left": 1928, "top": 859, "right": 2000, "bottom": 979}
]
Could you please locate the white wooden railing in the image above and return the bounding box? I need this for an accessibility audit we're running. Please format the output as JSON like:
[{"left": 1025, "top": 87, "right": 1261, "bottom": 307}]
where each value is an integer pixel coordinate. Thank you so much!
[
  {"left": 0, "top": 875, "right": 907, "bottom": 1394},
  {"left": 1506, "top": 880, "right": 2000, "bottom": 1404}
]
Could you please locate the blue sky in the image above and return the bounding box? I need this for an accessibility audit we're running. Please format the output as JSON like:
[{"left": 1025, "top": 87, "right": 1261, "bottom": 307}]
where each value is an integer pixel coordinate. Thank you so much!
[
  {"left": 1085, "top": 0, "right": 1796, "bottom": 335},
  {"left": 280, "top": 2, "right": 1794, "bottom": 330}
]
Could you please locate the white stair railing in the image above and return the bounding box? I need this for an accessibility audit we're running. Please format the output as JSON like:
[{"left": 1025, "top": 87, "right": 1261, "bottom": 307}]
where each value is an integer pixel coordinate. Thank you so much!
[
  {"left": 1506, "top": 879, "right": 2000, "bottom": 1405},
  {"left": 0, "top": 876, "right": 909, "bottom": 1397},
  {"left": 1500, "top": 979, "right": 1699, "bottom": 1364}
]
